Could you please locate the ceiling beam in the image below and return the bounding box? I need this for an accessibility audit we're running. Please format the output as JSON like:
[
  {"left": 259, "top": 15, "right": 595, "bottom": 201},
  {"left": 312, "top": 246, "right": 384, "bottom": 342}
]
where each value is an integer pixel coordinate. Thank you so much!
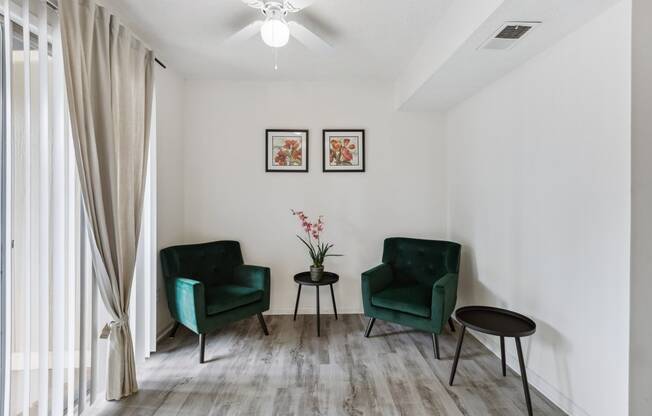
[
  {"left": 395, "top": 0, "right": 623, "bottom": 112},
  {"left": 394, "top": 0, "right": 504, "bottom": 111}
]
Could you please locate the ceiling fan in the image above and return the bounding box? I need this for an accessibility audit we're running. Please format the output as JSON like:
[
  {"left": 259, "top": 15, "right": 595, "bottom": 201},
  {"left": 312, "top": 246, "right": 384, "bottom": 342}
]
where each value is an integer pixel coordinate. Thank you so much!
[{"left": 227, "top": 0, "right": 332, "bottom": 52}]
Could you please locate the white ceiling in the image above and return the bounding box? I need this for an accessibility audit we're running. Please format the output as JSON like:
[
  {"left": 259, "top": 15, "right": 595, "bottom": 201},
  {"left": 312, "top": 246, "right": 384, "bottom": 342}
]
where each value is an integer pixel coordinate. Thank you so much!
[
  {"left": 395, "top": 0, "right": 624, "bottom": 110},
  {"left": 105, "top": 0, "right": 626, "bottom": 111},
  {"left": 104, "top": 0, "right": 454, "bottom": 81}
]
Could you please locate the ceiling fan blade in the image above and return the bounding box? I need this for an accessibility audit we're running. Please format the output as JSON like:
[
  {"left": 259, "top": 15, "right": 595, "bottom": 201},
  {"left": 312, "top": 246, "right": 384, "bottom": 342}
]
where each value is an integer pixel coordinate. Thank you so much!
[
  {"left": 292, "top": 10, "right": 338, "bottom": 40},
  {"left": 241, "top": 0, "right": 265, "bottom": 9},
  {"left": 224, "top": 20, "right": 264, "bottom": 44},
  {"left": 288, "top": 21, "right": 332, "bottom": 53},
  {"left": 285, "top": 0, "right": 317, "bottom": 12}
]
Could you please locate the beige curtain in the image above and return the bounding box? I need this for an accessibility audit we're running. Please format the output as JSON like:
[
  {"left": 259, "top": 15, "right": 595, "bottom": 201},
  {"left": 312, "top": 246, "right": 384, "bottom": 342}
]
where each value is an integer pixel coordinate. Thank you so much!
[{"left": 59, "top": 0, "right": 154, "bottom": 400}]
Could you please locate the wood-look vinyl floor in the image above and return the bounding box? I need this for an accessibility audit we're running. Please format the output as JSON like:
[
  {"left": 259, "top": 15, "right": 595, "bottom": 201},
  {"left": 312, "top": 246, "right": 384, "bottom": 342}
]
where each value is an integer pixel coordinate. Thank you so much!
[{"left": 87, "top": 314, "right": 565, "bottom": 416}]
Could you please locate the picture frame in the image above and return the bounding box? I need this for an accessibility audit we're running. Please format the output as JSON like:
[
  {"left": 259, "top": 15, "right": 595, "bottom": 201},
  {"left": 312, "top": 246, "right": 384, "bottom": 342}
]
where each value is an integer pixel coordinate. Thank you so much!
[
  {"left": 323, "top": 129, "right": 365, "bottom": 172},
  {"left": 265, "top": 129, "right": 309, "bottom": 172}
]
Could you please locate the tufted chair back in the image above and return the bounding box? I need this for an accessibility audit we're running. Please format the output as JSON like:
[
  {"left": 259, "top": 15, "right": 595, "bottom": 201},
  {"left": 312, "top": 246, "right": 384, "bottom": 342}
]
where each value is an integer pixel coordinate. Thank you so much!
[
  {"left": 382, "top": 237, "right": 461, "bottom": 286},
  {"left": 160, "top": 241, "right": 244, "bottom": 287}
]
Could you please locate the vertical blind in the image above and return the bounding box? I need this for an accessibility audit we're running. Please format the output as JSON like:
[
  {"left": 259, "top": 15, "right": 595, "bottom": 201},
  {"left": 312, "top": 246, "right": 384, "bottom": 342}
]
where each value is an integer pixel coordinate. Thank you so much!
[{"left": 0, "top": 1, "right": 158, "bottom": 414}]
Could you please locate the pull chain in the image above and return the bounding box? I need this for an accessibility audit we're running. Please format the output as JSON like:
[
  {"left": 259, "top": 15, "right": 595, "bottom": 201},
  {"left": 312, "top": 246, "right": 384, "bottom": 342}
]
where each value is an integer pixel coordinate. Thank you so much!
[{"left": 274, "top": 48, "right": 278, "bottom": 71}]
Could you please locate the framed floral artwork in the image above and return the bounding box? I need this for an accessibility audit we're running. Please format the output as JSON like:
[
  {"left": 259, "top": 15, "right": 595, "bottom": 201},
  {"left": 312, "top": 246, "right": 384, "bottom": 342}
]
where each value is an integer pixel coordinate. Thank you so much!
[
  {"left": 323, "top": 129, "right": 365, "bottom": 172},
  {"left": 266, "top": 129, "right": 309, "bottom": 172}
]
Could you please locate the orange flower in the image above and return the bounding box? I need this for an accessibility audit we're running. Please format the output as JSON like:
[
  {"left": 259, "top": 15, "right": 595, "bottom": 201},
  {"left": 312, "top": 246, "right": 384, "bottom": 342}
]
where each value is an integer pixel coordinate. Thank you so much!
[
  {"left": 342, "top": 147, "right": 353, "bottom": 161},
  {"left": 284, "top": 139, "right": 299, "bottom": 150},
  {"left": 275, "top": 149, "right": 288, "bottom": 165},
  {"left": 329, "top": 137, "right": 358, "bottom": 165}
]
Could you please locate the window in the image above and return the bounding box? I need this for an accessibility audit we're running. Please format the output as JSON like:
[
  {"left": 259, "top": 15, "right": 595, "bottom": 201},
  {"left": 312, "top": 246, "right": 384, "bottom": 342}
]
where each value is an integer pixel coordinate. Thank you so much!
[{"left": 0, "top": 1, "right": 157, "bottom": 414}]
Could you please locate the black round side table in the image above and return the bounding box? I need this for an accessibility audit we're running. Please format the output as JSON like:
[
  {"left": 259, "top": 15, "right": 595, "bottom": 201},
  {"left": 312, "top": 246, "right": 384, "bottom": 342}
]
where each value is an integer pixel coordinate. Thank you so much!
[
  {"left": 293, "top": 272, "right": 339, "bottom": 337},
  {"left": 449, "top": 306, "right": 537, "bottom": 416}
]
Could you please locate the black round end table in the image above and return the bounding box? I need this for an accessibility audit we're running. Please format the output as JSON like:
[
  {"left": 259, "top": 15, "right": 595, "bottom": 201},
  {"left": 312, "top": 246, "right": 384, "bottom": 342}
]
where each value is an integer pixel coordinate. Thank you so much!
[
  {"left": 449, "top": 306, "right": 537, "bottom": 416},
  {"left": 293, "top": 272, "right": 339, "bottom": 337}
]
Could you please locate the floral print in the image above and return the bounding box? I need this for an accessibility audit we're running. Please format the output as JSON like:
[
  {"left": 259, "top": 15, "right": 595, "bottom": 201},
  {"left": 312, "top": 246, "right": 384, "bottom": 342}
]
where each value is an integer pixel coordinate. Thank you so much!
[
  {"left": 273, "top": 138, "right": 302, "bottom": 166},
  {"left": 329, "top": 137, "right": 358, "bottom": 166}
]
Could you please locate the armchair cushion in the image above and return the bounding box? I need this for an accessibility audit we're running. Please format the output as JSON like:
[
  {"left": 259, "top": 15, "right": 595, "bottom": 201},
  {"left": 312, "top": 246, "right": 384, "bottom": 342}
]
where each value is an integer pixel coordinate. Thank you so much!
[
  {"left": 371, "top": 280, "right": 432, "bottom": 318},
  {"left": 205, "top": 284, "right": 263, "bottom": 316}
]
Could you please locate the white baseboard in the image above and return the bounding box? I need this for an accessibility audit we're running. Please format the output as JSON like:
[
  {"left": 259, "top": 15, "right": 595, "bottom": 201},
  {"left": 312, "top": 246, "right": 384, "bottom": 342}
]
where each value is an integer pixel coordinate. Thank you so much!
[
  {"left": 156, "top": 322, "right": 175, "bottom": 343},
  {"left": 470, "top": 332, "right": 588, "bottom": 416}
]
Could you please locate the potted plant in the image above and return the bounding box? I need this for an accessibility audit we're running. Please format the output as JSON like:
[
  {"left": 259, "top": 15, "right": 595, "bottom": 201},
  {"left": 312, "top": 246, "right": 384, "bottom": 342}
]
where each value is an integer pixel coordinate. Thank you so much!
[{"left": 291, "top": 210, "right": 342, "bottom": 281}]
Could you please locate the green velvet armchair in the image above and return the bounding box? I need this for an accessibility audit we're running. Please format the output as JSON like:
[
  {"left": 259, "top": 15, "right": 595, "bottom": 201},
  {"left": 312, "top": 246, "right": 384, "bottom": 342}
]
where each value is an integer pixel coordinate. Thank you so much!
[
  {"left": 160, "top": 241, "right": 271, "bottom": 363},
  {"left": 361, "top": 237, "right": 461, "bottom": 359}
]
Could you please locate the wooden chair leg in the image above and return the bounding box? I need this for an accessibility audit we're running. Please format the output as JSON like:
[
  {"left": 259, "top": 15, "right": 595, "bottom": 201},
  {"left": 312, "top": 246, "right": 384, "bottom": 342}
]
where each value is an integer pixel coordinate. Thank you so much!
[
  {"left": 199, "top": 333, "right": 206, "bottom": 364},
  {"left": 364, "top": 317, "right": 376, "bottom": 337},
  {"left": 257, "top": 313, "right": 269, "bottom": 336},
  {"left": 432, "top": 333, "right": 440, "bottom": 360}
]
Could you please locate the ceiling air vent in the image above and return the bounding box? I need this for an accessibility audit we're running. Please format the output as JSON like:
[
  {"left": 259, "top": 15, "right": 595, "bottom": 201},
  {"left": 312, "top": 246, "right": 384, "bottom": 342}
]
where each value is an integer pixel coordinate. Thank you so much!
[{"left": 480, "top": 21, "right": 540, "bottom": 50}]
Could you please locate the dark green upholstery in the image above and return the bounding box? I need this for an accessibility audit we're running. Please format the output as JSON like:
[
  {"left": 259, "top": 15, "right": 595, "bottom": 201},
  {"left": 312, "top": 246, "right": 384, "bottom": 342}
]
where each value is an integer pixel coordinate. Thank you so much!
[
  {"left": 362, "top": 238, "right": 461, "bottom": 335},
  {"left": 206, "top": 285, "right": 263, "bottom": 315},
  {"left": 371, "top": 280, "right": 432, "bottom": 318},
  {"left": 160, "top": 241, "right": 270, "bottom": 336}
]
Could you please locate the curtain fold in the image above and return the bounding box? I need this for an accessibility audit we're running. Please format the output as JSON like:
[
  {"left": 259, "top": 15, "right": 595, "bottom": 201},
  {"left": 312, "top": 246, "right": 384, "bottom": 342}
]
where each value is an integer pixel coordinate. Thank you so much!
[{"left": 59, "top": 0, "right": 154, "bottom": 400}]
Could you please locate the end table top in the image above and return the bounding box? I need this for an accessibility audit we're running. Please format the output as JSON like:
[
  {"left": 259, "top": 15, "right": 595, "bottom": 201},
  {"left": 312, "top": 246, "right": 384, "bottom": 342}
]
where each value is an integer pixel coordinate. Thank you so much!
[
  {"left": 294, "top": 272, "right": 339, "bottom": 286},
  {"left": 455, "top": 306, "right": 536, "bottom": 337}
]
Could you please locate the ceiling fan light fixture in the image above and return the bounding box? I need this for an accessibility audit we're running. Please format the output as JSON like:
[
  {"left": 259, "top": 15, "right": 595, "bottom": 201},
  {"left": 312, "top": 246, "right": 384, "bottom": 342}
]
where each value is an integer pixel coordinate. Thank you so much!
[{"left": 261, "top": 17, "right": 289, "bottom": 48}]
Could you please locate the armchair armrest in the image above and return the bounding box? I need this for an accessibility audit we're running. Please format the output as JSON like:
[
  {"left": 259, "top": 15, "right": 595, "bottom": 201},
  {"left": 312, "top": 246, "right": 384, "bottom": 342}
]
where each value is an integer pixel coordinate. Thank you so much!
[
  {"left": 167, "top": 277, "right": 206, "bottom": 333},
  {"left": 361, "top": 263, "right": 394, "bottom": 295},
  {"left": 233, "top": 264, "right": 271, "bottom": 309},
  {"left": 431, "top": 273, "right": 459, "bottom": 328},
  {"left": 233, "top": 265, "right": 270, "bottom": 291}
]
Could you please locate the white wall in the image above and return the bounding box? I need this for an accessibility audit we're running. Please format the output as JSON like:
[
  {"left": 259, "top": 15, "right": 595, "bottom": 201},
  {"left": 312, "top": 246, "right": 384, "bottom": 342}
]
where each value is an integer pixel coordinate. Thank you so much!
[
  {"left": 155, "top": 66, "right": 186, "bottom": 336},
  {"left": 630, "top": 0, "right": 652, "bottom": 413},
  {"left": 445, "top": 2, "right": 631, "bottom": 415},
  {"left": 181, "top": 81, "right": 447, "bottom": 314}
]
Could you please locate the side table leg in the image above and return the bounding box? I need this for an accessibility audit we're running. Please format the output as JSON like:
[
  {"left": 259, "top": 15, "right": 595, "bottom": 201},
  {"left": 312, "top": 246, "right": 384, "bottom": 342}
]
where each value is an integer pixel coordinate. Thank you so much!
[
  {"left": 316, "top": 285, "right": 320, "bottom": 337},
  {"left": 500, "top": 336, "right": 506, "bottom": 376},
  {"left": 449, "top": 325, "right": 466, "bottom": 386},
  {"left": 330, "top": 284, "right": 338, "bottom": 320},
  {"left": 515, "top": 337, "right": 533, "bottom": 416},
  {"left": 293, "top": 284, "right": 302, "bottom": 321}
]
